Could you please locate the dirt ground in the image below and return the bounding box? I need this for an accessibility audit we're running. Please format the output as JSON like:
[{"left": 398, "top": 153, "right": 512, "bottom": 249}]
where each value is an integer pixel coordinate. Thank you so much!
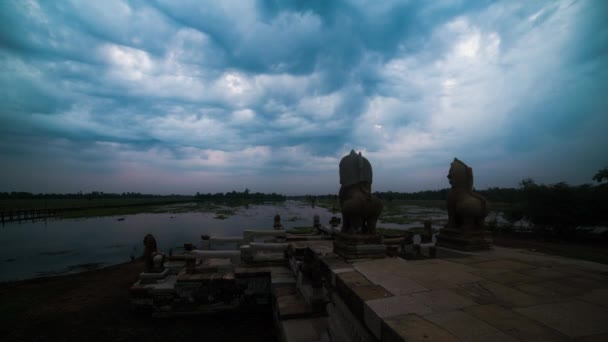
[{"left": 0, "top": 260, "right": 277, "bottom": 342}]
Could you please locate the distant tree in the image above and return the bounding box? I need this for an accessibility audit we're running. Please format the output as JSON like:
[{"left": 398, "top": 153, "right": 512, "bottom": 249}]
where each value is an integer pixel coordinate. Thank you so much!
[
  {"left": 519, "top": 178, "right": 536, "bottom": 189},
  {"left": 593, "top": 167, "right": 608, "bottom": 183}
]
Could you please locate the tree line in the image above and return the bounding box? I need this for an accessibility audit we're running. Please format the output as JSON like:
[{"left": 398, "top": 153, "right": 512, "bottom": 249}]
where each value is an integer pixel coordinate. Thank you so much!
[
  {"left": 0, "top": 191, "right": 192, "bottom": 200},
  {"left": 194, "top": 189, "right": 286, "bottom": 202}
]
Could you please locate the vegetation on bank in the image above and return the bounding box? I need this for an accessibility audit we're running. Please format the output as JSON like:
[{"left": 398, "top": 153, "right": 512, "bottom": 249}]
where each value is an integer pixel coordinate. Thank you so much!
[
  {"left": 286, "top": 226, "right": 316, "bottom": 235},
  {"left": 195, "top": 189, "right": 286, "bottom": 202},
  {"left": 3, "top": 168, "right": 607, "bottom": 241},
  {"left": 0, "top": 190, "right": 287, "bottom": 219}
]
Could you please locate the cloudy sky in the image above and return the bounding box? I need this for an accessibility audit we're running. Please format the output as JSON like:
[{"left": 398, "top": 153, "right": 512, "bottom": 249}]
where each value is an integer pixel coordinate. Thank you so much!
[{"left": 1, "top": 0, "right": 607, "bottom": 195}]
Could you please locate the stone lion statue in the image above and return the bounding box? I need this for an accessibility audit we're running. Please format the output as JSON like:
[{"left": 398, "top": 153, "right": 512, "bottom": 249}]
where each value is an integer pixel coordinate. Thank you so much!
[
  {"left": 338, "top": 150, "right": 383, "bottom": 234},
  {"left": 143, "top": 233, "right": 158, "bottom": 272},
  {"left": 446, "top": 158, "right": 488, "bottom": 232}
]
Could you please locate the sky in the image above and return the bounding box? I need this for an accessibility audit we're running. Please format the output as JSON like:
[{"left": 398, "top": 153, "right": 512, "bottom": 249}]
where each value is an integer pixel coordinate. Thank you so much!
[{"left": 1, "top": 0, "right": 607, "bottom": 195}]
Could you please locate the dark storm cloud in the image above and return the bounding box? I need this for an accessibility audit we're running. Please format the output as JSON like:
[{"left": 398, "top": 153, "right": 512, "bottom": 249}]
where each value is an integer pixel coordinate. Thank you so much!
[{"left": 0, "top": 0, "right": 606, "bottom": 194}]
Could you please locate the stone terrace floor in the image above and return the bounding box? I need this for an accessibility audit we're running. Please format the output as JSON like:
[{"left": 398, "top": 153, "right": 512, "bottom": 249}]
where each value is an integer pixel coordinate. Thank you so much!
[{"left": 341, "top": 246, "right": 608, "bottom": 341}]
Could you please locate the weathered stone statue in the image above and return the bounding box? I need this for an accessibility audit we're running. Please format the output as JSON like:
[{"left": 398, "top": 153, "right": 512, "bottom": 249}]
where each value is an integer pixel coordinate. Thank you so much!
[
  {"left": 437, "top": 158, "right": 490, "bottom": 250},
  {"left": 273, "top": 214, "right": 283, "bottom": 230},
  {"left": 143, "top": 233, "right": 158, "bottom": 272},
  {"left": 313, "top": 214, "right": 321, "bottom": 230},
  {"left": 329, "top": 216, "right": 341, "bottom": 228},
  {"left": 338, "top": 150, "right": 383, "bottom": 234},
  {"left": 334, "top": 150, "right": 386, "bottom": 259}
]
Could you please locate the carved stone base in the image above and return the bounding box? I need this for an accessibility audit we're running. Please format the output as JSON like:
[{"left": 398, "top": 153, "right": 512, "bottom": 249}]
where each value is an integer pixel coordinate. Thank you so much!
[
  {"left": 436, "top": 228, "right": 491, "bottom": 251},
  {"left": 333, "top": 233, "right": 386, "bottom": 259}
]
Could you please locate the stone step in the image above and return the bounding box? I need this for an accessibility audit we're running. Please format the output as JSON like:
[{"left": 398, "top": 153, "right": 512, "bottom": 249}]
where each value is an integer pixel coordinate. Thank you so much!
[
  {"left": 273, "top": 286, "right": 316, "bottom": 320},
  {"left": 279, "top": 317, "right": 328, "bottom": 342}
]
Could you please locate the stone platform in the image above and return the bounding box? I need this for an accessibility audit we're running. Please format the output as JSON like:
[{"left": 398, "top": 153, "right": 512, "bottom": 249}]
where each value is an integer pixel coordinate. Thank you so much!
[
  {"left": 333, "top": 232, "right": 386, "bottom": 260},
  {"left": 323, "top": 246, "right": 608, "bottom": 341},
  {"left": 130, "top": 232, "right": 608, "bottom": 342},
  {"left": 437, "top": 228, "right": 491, "bottom": 251}
]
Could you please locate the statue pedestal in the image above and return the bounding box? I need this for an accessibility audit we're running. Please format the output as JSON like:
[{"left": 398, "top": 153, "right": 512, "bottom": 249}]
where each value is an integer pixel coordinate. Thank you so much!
[
  {"left": 436, "top": 228, "right": 491, "bottom": 251},
  {"left": 333, "top": 233, "right": 386, "bottom": 260}
]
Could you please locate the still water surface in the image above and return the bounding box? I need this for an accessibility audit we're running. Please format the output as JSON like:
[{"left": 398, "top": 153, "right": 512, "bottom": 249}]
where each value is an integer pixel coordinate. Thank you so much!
[{"left": 0, "top": 201, "right": 446, "bottom": 282}]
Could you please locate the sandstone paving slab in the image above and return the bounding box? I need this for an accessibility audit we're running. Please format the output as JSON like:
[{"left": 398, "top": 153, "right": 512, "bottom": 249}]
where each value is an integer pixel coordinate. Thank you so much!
[
  {"left": 356, "top": 258, "right": 483, "bottom": 293},
  {"left": 335, "top": 271, "right": 373, "bottom": 288},
  {"left": 469, "top": 270, "right": 538, "bottom": 285},
  {"left": 351, "top": 284, "right": 393, "bottom": 302},
  {"left": 513, "top": 282, "right": 567, "bottom": 301},
  {"left": 353, "top": 260, "right": 430, "bottom": 295},
  {"left": 366, "top": 295, "right": 434, "bottom": 318},
  {"left": 456, "top": 280, "right": 553, "bottom": 308},
  {"left": 578, "top": 288, "right": 608, "bottom": 308},
  {"left": 429, "top": 259, "right": 482, "bottom": 274},
  {"left": 382, "top": 313, "right": 460, "bottom": 342},
  {"left": 515, "top": 300, "right": 608, "bottom": 338},
  {"left": 334, "top": 270, "right": 394, "bottom": 324},
  {"left": 363, "top": 272, "right": 430, "bottom": 295},
  {"left": 353, "top": 257, "right": 411, "bottom": 274},
  {"left": 551, "top": 265, "right": 608, "bottom": 280},
  {"left": 406, "top": 259, "right": 483, "bottom": 277},
  {"left": 405, "top": 269, "right": 483, "bottom": 291},
  {"left": 444, "top": 254, "right": 500, "bottom": 265},
  {"left": 401, "top": 258, "right": 446, "bottom": 265},
  {"left": 469, "top": 259, "right": 536, "bottom": 272},
  {"left": 464, "top": 304, "right": 570, "bottom": 341},
  {"left": 554, "top": 276, "right": 606, "bottom": 291},
  {"left": 469, "top": 247, "right": 607, "bottom": 273},
  {"left": 424, "top": 310, "right": 518, "bottom": 342},
  {"left": 518, "top": 266, "right": 567, "bottom": 280},
  {"left": 411, "top": 289, "right": 477, "bottom": 312},
  {"left": 526, "top": 277, "right": 603, "bottom": 297},
  {"left": 364, "top": 295, "right": 434, "bottom": 339},
  {"left": 575, "top": 333, "right": 608, "bottom": 341}
]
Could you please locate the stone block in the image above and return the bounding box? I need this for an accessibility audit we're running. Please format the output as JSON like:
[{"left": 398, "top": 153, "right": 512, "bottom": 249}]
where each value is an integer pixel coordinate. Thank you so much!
[
  {"left": 271, "top": 275, "right": 296, "bottom": 289},
  {"left": 273, "top": 286, "right": 313, "bottom": 320},
  {"left": 411, "top": 289, "right": 476, "bottom": 313},
  {"left": 334, "top": 271, "right": 393, "bottom": 323},
  {"left": 139, "top": 268, "right": 170, "bottom": 284},
  {"left": 472, "top": 270, "right": 538, "bottom": 285},
  {"left": 334, "top": 240, "right": 387, "bottom": 260},
  {"left": 353, "top": 259, "right": 430, "bottom": 295},
  {"left": 464, "top": 304, "right": 570, "bottom": 341},
  {"left": 437, "top": 228, "right": 491, "bottom": 251},
  {"left": 381, "top": 314, "right": 459, "bottom": 342},
  {"left": 457, "top": 280, "right": 550, "bottom": 308},
  {"left": 234, "top": 267, "right": 271, "bottom": 279},
  {"left": 424, "top": 310, "right": 517, "bottom": 342},
  {"left": 163, "top": 260, "right": 186, "bottom": 275},
  {"left": 320, "top": 256, "right": 352, "bottom": 270},
  {"left": 330, "top": 267, "right": 355, "bottom": 286},
  {"left": 326, "top": 294, "right": 375, "bottom": 342},
  {"left": 280, "top": 318, "right": 323, "bottom": 342},
  {"left": 364, "top": 296, "right": 433, "bottom": 340}
]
